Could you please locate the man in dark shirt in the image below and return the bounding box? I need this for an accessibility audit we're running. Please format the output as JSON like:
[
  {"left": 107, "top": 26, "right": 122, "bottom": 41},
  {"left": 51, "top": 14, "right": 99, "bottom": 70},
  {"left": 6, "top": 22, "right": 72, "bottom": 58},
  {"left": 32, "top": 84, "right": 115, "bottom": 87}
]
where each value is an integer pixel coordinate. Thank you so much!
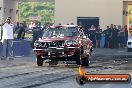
[
  {"left": 124, "top": 25, "right": 128, "bottom": 46},
  {"left": 113, "top": 25, "right": 119, "bottom": 48},
  {"left": 109, "top": 24, "right": 115, "bottom": 49},
  {"left": 103, "top": 26, "right": 110, "bottom": 48},
  {"left": 17, "top": 23, "right": 25, "bottom": 39},
  {"left": 96, "top": 25, "right": 102, "bottom": 48},
  {"left": 88, "top": 25, "right": 96, "bottom": 48}
]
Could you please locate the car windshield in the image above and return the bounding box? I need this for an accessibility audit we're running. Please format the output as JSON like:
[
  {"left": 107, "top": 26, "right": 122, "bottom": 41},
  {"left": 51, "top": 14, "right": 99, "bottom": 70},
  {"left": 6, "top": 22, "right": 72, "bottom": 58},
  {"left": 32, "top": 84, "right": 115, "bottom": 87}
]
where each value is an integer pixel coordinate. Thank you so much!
[{"left": 43, "top": 27, "right": 79, "bottom": 38}]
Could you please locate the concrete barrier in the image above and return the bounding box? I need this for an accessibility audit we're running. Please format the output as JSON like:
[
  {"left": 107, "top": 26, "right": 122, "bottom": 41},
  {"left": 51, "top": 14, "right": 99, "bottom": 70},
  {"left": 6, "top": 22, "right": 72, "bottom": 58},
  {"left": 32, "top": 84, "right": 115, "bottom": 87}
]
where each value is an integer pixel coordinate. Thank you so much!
[{"left": 0, "top": 40, "right": 31, "bottom": 58}]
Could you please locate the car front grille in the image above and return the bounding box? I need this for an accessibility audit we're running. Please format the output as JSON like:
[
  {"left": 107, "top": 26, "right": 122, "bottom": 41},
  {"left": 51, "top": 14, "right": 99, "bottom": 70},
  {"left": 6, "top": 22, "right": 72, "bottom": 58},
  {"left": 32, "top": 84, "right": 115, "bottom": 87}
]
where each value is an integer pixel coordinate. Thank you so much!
[{"left": 40, "top": 41, "right": 65, "bottom": 48}]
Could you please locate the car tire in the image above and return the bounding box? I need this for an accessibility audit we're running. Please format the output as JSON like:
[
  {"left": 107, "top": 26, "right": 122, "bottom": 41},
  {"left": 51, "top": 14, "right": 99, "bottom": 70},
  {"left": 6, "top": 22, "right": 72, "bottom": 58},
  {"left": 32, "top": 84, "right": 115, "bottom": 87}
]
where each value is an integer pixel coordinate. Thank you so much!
[
  {"left": 82, "top": 56, "right": 90, "bottom": 67},
  {"left": 75, "top": 49, "right": 81, "bottom": 65},
  {"left": 76, "top": 75, "right": 86, "bottom": 85},
  {"left": 128, "top": 48, "right": 132, "bottom": 52},
  {"left": 36, "top": 56, "right": 43, "bottom": 66}
]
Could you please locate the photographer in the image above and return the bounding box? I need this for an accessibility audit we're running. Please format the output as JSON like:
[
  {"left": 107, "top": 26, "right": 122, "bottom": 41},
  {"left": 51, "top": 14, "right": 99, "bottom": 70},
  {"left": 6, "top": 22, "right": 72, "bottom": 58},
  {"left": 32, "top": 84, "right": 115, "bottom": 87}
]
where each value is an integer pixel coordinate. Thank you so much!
[{"left": 0, "top": 17, "right": 14, "bottom": 60}]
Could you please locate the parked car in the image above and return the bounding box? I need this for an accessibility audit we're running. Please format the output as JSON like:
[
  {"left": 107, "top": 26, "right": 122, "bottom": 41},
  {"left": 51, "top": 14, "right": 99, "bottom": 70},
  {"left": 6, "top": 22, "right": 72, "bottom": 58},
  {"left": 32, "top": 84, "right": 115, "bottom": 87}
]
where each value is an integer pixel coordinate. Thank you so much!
[
  {"left": 33, "top": 25, "right": 93, "bottom": 66},
  {"left": 127, "top": 36, "right": 132, "bottom": 52}
]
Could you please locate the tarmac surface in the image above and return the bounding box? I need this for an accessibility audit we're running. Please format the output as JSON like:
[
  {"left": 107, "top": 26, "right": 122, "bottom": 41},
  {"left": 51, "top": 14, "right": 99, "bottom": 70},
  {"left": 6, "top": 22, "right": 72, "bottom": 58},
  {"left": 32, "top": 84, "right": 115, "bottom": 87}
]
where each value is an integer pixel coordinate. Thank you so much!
[
  {"left": 0, "top": 48, "right": 132, "bottom": 88},
  {"left": 92, "top": 48, "right": 132, "bottom": 57}
]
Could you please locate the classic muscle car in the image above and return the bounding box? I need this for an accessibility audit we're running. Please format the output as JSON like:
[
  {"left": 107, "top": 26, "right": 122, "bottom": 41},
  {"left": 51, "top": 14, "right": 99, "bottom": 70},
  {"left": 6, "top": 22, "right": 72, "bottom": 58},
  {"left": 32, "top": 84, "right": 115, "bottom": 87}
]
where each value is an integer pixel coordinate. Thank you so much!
[{"left": 33, "top": 25, "right": 93, "bottom": 66}]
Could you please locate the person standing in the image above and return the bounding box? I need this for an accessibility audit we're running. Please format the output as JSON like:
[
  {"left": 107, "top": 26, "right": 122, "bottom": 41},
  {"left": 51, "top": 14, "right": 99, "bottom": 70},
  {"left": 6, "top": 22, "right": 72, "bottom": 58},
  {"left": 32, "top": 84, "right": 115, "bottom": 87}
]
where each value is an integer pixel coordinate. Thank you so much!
[
  {"left": 124, "top": 25, "right": 128, "bottom": 46},
  {"left": 1, "top": 18, "right": 14, "bottom": 60},
  {"left": 113, "top": 25, "right": 119, "bottom": 48},
  {"left": 118, "top": 26, "right": 125, "bottom": 48},
  {"left": 21, "top": 21, "right": 27, "bottom": 39},
  {"left": 14, "top": 22, "right": 20, "bottom": 39},
  {"left": 103, "top": 26, "right": 111, "bottom": 48},
  {"left": 109, "top": 24, "right": 115, "bottom": 49},
  {"left": 117, "top": 25, "right": 121, "bottom": 48},
  {"left": 96, "top": 25, "right": 102, "bottom": 48},
  {"left": 17, "top": 23, "right": 25, "bottom": 39},
  {"left": 88, "top": 25, "right": 96, "bottom": 48}
]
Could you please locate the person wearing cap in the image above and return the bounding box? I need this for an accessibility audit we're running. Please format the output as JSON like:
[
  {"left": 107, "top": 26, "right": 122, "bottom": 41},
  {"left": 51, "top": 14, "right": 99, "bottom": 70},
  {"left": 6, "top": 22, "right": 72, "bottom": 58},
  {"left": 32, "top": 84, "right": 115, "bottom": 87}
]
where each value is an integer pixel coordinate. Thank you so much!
[{"left": 1, "top": 17, "right": 14, "bottom": 60}]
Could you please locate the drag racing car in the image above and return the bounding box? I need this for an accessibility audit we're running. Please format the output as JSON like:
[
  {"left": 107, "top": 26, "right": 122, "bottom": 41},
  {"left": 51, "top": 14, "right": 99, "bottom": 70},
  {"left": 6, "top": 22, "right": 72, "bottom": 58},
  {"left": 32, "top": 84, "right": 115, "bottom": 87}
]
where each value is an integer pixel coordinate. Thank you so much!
[{"left": 33, "top": 25, "right": 93, "bottom": 66}]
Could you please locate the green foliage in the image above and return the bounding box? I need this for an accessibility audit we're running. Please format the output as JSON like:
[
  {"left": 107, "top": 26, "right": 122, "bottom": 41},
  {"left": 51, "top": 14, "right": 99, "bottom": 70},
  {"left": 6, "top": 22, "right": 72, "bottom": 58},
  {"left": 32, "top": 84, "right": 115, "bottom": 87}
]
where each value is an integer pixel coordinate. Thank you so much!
[
  {"left": 129, "top": 5, "right": 132, "bottom": 25},
  {"left": 18, "top": 1, "right": 55, "bottom": 25}
]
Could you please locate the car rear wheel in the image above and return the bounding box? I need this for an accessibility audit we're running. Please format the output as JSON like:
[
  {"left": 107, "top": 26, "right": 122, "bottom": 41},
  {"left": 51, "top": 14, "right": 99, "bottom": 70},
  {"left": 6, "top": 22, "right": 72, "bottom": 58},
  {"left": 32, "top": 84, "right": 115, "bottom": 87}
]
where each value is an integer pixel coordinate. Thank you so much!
[
  {"left": 36, "top": 56, "right": 43, "bottom": 66},
  {"left": 82, "top": 56, "right": 90, "bottom": 66}
]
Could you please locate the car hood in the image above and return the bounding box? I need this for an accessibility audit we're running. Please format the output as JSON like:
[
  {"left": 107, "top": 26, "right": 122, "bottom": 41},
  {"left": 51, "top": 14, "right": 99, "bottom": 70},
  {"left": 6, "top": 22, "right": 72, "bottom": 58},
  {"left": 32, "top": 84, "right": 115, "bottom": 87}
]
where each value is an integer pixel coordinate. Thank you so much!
[{"left": 38, "top": 37, "right": 79, "bottom": 42}]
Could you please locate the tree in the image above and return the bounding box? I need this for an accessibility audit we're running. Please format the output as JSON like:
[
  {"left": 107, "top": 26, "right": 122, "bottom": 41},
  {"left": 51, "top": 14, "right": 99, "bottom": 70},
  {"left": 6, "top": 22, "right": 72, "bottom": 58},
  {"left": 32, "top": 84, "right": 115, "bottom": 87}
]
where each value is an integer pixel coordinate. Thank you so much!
[{"left": 18, "top": 1, "right": 55, "bottom": 25}]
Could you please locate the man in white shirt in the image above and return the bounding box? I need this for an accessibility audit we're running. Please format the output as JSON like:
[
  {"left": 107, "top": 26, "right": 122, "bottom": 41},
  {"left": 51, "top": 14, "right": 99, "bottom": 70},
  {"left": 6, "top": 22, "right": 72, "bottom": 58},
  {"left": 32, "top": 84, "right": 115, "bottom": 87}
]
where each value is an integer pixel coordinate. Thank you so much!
[{"left": 1, "top": 18, "right": 14, "bottom": 60}]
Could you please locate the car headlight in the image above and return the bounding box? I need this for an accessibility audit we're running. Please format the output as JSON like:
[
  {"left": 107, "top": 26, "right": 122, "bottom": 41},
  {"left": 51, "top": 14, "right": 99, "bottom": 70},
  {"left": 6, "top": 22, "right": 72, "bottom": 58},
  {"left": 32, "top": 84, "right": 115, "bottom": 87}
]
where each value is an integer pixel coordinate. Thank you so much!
[
  {"left": 65, "top": 40, "right": 78, "bottom": 46},
  {"left": 34, "top": 42, "right": 40, "bottom": 46}
]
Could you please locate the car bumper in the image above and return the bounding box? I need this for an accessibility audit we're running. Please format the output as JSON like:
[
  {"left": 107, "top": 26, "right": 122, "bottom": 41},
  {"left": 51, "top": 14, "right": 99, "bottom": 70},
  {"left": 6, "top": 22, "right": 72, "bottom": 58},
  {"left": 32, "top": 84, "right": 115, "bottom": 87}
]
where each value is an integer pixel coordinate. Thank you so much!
[
  {"left": 33, "top": 47, "right": 79, "bottom": 58},
  {"left": 33, "top": 47, "right": 77, "bottom": 52}
]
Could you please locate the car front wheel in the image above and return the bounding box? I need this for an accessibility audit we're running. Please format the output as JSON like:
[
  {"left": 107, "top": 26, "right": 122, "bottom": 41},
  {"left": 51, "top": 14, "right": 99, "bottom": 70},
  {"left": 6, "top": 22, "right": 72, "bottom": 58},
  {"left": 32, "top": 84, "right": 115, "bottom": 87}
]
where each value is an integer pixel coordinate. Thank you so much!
[
  {"left": 36, "top": 56, "right": 43, "bottom": 66},
  {"left": 75, "top": 49, "right": 81, "bottom": 65},
  {"left": 82, "top": 56, "right": 90, "bottom": 66}
]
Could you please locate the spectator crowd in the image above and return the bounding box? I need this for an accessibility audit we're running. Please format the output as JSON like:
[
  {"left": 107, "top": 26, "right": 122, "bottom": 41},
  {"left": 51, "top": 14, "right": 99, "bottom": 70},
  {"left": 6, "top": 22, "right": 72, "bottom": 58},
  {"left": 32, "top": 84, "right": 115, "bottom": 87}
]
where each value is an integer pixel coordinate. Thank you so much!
[
  {"left": 84, "top": 24, "right": 128, "bottom": 49},
  {"left": 12, "top": 21, "right": 130, "bottom": 49},
  {"left": 0, "top": 16, "right": 130, "bottom": 50}
]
